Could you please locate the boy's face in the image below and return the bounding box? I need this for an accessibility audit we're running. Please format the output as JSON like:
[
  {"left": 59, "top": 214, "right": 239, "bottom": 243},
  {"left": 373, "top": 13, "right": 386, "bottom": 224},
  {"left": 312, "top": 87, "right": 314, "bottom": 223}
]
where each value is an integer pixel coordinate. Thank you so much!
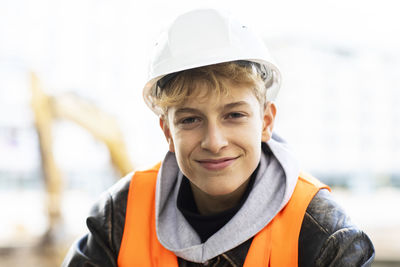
[{"left": 161, "top": 83, "right": 276, "bottom": 196}]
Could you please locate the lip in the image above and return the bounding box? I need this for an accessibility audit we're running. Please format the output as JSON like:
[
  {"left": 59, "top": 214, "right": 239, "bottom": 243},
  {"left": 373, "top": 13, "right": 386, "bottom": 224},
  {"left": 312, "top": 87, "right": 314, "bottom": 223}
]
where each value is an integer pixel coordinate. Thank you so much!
[{"left": 196, "top": 157, "right": 238, "bottom": 171}]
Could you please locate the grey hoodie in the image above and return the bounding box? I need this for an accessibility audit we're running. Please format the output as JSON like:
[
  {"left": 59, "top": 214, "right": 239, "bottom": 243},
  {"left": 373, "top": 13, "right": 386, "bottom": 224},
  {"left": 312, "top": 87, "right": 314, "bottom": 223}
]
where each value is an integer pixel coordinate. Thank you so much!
[{"left": 155, "top": 134, "right": 300, "bottom": 263}]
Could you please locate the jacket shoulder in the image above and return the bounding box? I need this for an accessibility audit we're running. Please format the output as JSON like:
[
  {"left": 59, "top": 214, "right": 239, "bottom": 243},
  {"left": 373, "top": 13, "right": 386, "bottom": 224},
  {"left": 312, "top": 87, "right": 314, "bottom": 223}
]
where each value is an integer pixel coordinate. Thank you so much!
[
  {"left": 299, "top": 189, "right": 375, "bottom": 267},
  {"left": 104, "top": 173, "right": 133, "bottom": 254},
  {"left": 86, "top": 164, "right": 160, "bottom": 256}
]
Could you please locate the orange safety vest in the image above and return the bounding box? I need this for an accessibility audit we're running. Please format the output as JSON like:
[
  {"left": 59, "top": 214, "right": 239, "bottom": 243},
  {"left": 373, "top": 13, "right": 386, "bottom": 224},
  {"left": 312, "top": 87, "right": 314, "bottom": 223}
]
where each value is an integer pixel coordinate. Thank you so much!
[{"left": 118, "top": 163, "right": 329, "bottom": 267}]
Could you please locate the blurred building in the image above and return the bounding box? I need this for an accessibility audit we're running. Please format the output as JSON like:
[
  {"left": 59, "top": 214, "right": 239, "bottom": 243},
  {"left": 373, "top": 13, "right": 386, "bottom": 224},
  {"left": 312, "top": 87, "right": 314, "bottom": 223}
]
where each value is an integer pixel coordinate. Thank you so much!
[{"left": 273, "top": 38, "right": 400, "bottom": 189}]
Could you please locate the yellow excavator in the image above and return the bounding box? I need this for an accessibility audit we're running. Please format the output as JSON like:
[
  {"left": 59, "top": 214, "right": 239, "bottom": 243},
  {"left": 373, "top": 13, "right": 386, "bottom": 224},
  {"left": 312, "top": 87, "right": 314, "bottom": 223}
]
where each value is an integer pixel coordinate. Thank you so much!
[{"left": 30, "top": 72, "right": 133, "bottom": 242}]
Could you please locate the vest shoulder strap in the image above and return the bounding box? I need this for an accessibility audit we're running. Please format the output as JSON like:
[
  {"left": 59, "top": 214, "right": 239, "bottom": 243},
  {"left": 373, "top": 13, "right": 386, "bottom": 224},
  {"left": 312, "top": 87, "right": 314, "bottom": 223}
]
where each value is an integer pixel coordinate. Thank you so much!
[
  {"left": 244, "top": 172, "right": 329, "bottom": 266},
  {"left": 118, "top": 162, "right": 177, "bottom": 267}
]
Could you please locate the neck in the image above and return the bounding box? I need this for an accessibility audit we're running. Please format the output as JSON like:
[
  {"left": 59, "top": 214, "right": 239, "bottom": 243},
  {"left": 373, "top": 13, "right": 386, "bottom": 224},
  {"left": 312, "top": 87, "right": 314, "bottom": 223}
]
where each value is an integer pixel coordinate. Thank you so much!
[{"left": 189, "top": 178, "right": 251, "bottom": 215}]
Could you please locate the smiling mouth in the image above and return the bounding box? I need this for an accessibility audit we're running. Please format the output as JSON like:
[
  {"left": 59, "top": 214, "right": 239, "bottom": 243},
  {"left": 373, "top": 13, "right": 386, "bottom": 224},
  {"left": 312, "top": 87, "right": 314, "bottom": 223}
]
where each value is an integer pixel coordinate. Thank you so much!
[{"left": 196, "top": 157, "right": 239, "bottom": 171}]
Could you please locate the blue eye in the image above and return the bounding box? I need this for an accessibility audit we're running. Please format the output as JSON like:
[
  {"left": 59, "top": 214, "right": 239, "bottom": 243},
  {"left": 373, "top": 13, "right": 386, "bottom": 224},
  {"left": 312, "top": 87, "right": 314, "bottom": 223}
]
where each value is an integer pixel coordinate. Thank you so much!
[
  {"left": 227, "top": 112, "right": 245, "bottom": 119},
  {"left": 180, "top": 117, "right": 199, "bottom": 124}
]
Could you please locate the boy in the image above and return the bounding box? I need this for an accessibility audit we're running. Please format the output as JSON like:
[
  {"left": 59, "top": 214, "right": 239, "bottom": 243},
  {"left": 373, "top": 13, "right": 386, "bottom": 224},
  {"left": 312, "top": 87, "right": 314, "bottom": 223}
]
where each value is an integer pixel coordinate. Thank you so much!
[{"left": 63, "top": 8, "right": 374, "bottom": 266}]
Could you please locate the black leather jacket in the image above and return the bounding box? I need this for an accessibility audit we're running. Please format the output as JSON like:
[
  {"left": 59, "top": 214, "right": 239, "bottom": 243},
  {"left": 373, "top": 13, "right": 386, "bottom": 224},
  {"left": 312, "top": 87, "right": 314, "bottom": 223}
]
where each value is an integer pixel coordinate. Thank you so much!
[{"left": 62, "top": 177, "right": 375, "bottom": 266}]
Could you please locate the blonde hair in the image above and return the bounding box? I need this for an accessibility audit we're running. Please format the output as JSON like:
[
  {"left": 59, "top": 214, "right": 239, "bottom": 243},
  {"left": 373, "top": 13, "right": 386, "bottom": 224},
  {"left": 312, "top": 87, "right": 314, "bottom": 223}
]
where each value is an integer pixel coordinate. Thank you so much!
[{"left": 152, "top": 61, "right": 267, "bottom": 115}]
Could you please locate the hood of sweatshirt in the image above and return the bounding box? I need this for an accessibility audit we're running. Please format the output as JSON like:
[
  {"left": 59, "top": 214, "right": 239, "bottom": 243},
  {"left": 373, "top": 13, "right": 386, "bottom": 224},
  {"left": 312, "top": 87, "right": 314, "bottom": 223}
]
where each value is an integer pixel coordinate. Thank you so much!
[{"left": 155, "top": 133, "right": 300, "bottom": 263}]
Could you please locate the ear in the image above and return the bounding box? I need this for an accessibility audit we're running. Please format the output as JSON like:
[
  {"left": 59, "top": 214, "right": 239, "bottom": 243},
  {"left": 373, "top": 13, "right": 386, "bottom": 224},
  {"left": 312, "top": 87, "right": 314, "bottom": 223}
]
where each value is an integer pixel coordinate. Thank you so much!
[
  {"left": 261, "top": 102, "right": 277, "bottom": 142},
  {"left": 159, "top": 117, "right": 175, "bottom": 152}
]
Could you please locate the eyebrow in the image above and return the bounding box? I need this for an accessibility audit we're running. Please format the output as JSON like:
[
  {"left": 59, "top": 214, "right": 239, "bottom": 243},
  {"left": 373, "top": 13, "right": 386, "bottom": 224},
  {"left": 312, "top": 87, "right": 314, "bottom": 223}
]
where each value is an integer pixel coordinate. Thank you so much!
[
  {"left": 174, "top": 101, "right": 251, "bottom": 116},
  {"left": 174, "top": 107, "right": 200, "bottom": 116},
  {"left": 223, "top": 101, "right": 250, "bottom": 110}
]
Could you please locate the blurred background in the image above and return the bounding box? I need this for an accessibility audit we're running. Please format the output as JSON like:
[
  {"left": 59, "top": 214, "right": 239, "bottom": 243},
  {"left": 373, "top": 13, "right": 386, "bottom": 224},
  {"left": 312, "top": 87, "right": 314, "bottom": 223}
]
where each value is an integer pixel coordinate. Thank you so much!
[{"left": 0, "top": 0, "right": 399, "bottom": 266}]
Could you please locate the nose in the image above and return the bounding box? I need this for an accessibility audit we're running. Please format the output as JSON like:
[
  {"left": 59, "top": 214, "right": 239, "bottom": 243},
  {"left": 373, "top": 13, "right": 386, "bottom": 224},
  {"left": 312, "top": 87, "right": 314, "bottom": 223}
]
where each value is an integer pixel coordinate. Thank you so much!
[{"left": 200, "top": 122, "right": 228, "bottom": 153}]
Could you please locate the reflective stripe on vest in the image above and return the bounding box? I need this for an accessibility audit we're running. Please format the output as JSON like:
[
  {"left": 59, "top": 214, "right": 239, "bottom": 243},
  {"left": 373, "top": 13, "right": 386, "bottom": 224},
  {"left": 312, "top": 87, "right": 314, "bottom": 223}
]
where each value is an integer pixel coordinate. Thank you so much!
[{"left": 117, "top": 163, "right": 329, "bottom": 266}]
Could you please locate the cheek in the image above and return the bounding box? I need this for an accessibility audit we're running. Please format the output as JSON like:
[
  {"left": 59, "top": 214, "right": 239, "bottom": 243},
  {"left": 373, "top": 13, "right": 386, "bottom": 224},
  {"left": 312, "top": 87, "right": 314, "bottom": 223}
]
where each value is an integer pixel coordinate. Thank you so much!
[
  {"left": 231, "top": 122, "right": 263, "bottom": 159},
  {"left": 235, "top": 121, "right": 264, "bottom": 144},
  {"left": 173, "top": 135, "right": 199, "bottom": 179},
  {"left": 172, "top": 131, "right": 199, "bottom": 158}
]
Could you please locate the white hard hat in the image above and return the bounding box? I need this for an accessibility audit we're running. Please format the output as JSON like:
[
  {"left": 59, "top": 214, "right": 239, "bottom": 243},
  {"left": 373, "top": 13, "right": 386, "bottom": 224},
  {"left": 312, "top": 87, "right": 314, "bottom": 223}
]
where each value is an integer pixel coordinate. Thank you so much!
[{"left": 143, "top": 8, "right": 281, "bottom": 115}]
